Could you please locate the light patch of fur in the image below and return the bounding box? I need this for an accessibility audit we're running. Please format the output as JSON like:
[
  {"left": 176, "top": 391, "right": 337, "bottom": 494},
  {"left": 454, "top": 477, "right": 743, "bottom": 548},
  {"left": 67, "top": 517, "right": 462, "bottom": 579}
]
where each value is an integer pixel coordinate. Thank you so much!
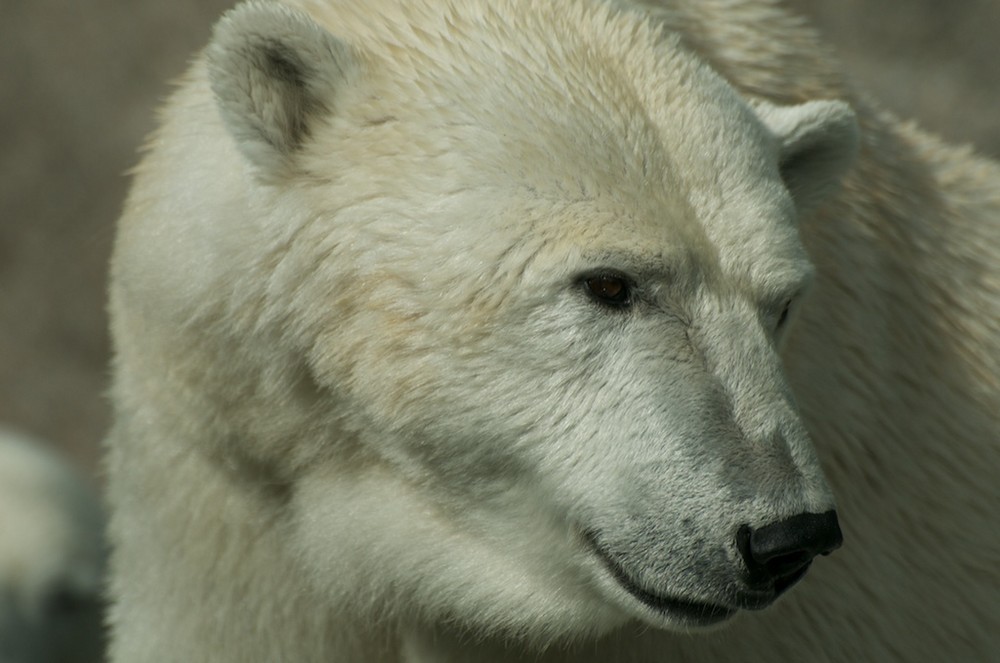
[{"left": 0, "top": 429, "right": 105, "bottom": 662}]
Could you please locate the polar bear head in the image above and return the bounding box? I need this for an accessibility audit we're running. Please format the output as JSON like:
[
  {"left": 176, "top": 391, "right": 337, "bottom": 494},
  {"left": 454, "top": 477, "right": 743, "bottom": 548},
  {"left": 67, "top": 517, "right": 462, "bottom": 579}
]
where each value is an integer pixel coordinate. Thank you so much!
[{"left": 142, "top": 0, "right": 859, "bottom": 642}]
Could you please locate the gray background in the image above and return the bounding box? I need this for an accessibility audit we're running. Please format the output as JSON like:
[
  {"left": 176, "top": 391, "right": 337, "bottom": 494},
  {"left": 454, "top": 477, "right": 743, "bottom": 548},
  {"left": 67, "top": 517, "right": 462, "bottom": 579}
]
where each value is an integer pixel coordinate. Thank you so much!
[{"left": 1, "top": 0, "right": 998, "bottom": 481}]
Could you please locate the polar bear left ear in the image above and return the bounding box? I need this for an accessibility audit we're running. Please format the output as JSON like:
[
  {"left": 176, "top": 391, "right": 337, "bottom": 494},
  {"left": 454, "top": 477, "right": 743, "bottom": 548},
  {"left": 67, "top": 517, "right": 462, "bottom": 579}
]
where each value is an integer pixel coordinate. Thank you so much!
[
  {"left": 207, "top": 1, "right": 359, "bottom": 182},
  {"left": 754, "top": 99, "right": 860, "bottom": 215}
]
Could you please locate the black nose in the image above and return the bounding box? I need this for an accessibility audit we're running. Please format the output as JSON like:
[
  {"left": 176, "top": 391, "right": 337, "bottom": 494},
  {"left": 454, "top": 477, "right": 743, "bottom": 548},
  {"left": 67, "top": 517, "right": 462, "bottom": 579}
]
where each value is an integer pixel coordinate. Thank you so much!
[{"left": 736, "top": 510, "right": 843, "bottom": 594}]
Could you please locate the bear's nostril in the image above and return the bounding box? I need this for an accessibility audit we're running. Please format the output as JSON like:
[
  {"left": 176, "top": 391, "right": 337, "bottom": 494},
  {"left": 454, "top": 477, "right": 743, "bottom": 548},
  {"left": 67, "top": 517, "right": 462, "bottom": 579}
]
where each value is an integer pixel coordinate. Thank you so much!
[{"left": 736, "top": 510, "right": 842, "bottom": 593}]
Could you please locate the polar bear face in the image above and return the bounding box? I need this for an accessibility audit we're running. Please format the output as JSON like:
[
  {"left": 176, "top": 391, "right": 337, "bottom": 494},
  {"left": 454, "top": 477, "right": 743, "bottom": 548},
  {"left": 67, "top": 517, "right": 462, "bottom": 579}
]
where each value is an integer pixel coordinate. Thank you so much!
[{"left": 196, "top": 0, "right": 858, "bottom": 639}]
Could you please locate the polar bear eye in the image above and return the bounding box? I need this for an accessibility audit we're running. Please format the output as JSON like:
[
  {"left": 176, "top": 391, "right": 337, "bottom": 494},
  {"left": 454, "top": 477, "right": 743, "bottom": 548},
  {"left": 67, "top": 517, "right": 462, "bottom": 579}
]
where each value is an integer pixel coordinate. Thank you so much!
[
  {"left": 775, "top": 299, "right": 793, "bottom": 330},
  {"left": 582, "top": 272, "right": 632, "bottom": 309}
]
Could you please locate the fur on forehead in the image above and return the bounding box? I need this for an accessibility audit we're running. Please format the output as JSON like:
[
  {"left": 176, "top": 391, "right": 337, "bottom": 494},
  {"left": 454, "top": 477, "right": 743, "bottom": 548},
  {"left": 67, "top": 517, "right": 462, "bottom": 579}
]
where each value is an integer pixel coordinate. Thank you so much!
[
  {"left": 212, "top": 0, "right": 855, "bottom": 287},
  {"left": 292, "top": 0, "right": 772, "bottom": 191}
]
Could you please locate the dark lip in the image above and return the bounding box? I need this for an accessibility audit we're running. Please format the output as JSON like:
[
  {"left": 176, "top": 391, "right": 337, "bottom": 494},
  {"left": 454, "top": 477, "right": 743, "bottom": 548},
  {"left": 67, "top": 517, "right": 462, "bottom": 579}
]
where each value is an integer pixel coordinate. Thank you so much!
[{"left": 584, "top": 531, "right": 737, "bottom": 626}]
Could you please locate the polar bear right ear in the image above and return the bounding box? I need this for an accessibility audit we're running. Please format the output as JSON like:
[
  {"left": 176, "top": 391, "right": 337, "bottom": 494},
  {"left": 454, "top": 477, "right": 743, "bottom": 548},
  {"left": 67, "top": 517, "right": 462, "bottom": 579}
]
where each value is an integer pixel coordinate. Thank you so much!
[
  {"left": 207, "top": 1, "right": 359, "bottom": 182},
  {"left": 754, "top": 99, "right": 861, "bottom": 215}
]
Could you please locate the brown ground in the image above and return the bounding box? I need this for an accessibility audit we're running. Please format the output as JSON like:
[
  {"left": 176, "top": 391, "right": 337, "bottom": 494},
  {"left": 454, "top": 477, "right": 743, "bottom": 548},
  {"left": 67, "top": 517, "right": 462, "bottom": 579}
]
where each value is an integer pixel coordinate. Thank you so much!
[{"left": 1, "top": 1, "right": 998, "bottom": 481}]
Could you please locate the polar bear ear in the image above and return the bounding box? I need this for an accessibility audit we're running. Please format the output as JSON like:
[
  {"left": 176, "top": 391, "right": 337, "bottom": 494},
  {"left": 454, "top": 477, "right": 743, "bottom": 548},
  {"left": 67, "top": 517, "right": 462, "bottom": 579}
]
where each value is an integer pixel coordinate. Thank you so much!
[
  {"left": 207, "top": 1, "right": 358, "bottom": 181},
  {"left": 754, "top": 99, "right": 860, "bottom": 215}
]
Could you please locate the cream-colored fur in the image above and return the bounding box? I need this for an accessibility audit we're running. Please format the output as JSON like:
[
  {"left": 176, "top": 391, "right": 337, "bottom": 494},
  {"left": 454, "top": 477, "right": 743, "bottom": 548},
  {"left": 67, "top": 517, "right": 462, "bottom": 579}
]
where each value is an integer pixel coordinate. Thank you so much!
[{"left": 106, "top": 0, "right": 999, "bottom": 661}]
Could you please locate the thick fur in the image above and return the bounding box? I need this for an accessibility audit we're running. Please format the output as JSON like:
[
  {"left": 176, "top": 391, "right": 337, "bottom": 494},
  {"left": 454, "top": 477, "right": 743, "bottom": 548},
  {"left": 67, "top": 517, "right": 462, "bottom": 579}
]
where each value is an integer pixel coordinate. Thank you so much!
[{"left": 106, "top": 0, "right": 1000, "bottom": 661}]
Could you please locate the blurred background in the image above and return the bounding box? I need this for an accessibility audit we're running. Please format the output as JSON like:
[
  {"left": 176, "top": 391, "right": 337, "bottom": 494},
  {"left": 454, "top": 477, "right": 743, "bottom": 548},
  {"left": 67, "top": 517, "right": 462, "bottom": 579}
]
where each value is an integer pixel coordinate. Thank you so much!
[{"left": 1, "top": 0, "right": 998, "bottom": 482}]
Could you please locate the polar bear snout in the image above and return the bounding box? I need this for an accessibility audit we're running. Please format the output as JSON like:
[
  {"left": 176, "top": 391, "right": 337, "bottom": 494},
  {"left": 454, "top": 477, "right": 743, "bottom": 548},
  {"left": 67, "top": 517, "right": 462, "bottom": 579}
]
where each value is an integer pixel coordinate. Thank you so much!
[{"left": 736, "top": 510, "right": 843, "bottom": 598}]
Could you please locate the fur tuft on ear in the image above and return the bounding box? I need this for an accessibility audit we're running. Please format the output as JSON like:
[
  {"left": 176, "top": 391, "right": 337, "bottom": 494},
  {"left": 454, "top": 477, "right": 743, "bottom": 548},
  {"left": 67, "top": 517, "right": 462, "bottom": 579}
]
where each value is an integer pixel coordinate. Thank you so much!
[
  {"left": 207, "top": 1, "right": 358, "bottom": 181},
  {"left": 754, "top": 99, "right": 860, "bottom": 215}
]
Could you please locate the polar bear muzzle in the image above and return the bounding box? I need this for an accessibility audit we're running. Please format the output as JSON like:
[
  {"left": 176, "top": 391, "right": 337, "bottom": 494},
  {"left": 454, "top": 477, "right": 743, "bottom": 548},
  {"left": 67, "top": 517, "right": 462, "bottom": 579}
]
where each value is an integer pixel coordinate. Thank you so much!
[
  {"left": 586, "top": 509, "right": 842, "bottom": 626},
  {"left": 585, "top": 530, "right": 738, "bottom": 626}
]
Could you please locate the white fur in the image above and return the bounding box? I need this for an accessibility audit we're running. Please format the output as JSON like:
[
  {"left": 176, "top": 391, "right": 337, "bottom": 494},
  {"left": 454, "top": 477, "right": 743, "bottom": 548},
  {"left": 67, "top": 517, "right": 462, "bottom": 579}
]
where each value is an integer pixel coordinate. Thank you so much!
[
  {"left": 0, "top": 429, "right": 105, "bottom": 662},
  {"left": 106, "top": 0, "right": 999, "bottom": 661}
]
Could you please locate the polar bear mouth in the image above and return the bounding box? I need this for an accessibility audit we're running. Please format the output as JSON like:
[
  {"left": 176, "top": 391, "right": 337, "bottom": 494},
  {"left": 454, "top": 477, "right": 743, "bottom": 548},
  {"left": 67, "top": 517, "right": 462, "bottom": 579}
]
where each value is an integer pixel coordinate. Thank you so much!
[{"left": 585, "top": 532, "right": 736, "bottom": 626}]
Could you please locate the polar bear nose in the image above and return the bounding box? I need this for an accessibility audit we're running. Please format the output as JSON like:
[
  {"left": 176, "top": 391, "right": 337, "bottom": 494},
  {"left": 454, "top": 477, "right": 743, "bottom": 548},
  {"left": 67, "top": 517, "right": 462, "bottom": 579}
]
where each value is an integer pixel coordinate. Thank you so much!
[{"left": 736, "top": 510, "right": 843, "bottom": 595}]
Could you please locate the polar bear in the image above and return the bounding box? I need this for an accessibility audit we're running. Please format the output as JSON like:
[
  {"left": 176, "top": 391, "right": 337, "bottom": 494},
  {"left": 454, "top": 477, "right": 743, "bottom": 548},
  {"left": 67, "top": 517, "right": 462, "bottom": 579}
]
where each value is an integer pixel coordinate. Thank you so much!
[
  {"left": 105, "top": 0, "right": 1000, "bottom": 661},
  {"left": 0, "top": 429, "right": 105, "bottom": 663}
]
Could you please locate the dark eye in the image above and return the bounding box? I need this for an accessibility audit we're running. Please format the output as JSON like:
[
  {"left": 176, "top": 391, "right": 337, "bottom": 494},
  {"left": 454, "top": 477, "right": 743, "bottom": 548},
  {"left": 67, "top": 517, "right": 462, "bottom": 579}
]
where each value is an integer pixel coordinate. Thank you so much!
[
  {"left": 583, "top": 273, "right": 632, "bottom": 309},
  {"left": 775, "top": 299, "right": 792, "bottom": 330}
]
